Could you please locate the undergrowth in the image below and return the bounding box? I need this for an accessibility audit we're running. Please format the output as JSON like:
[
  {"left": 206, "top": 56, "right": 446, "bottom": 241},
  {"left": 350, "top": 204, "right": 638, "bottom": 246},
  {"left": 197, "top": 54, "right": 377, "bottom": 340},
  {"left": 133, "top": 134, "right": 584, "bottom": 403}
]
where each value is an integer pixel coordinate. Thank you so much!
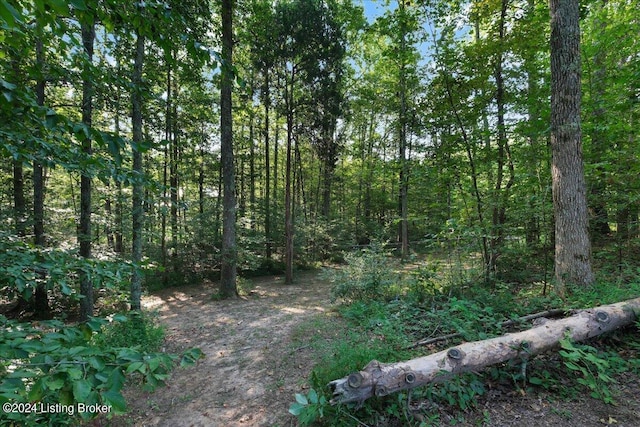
[{"left": 290, "top": 245, "right": 640, "bottom": 426}]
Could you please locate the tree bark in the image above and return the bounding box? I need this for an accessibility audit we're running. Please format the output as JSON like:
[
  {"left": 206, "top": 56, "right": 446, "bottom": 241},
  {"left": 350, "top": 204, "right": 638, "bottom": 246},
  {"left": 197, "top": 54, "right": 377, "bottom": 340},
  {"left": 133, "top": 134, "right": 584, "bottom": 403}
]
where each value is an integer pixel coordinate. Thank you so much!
[
  {"left": 397, "top": 0, "right": 409, "bottom": 260},
  {"left": 79, "top": 20, "right": 95, "bottom": 321},
  {"left": 489, "top": 0, "right": 514, "bottom": 275},
  {"left": 550, "top": 0, "right": 595, "bottom": 292},
  {"left": 284, "top": 70, "right": 295, "bottom": 285},
  {"left": 130, "top": 31, "right": 145, "bottom": 311},
  {"left": 329, "top": 297, "right": 640, "bottom": 405},
  {"left": 263, "top": 70, "right": 272, "bottom": 259},
  {"left": 33, "top": 23, "right": 49, "bottom": 318},
  {"left": 219, "top": 0, "right": 238, "bottom": 298}
]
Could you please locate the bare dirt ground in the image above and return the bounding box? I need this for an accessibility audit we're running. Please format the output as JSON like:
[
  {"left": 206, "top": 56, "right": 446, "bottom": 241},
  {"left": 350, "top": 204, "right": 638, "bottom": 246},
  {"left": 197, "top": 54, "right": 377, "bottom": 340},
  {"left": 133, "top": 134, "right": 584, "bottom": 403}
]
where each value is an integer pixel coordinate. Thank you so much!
[
  {"left": 105, "top": 271, "right": 640, "bottom": 427},
  {"left": 110, "top": 271, "right": 332, "bottom": 427}
]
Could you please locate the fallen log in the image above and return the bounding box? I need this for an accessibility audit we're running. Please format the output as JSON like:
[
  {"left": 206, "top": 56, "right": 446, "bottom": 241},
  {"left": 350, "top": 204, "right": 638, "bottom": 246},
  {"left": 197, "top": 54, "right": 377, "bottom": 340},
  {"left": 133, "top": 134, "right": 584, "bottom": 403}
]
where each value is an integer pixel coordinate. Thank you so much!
[{"left": 329, "top": 297, "right": 640, "bottom": 405}]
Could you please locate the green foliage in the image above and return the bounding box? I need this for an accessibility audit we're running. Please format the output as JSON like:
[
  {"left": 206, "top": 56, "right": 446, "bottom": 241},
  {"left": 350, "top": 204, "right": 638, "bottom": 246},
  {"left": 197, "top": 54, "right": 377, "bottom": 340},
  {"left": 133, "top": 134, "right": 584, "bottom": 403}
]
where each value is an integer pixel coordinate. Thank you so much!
[
  {"left": 558, "top": 336, "right": 617, "bottom": 404},
  {"left": 328, "top": 241, "right": 400, "bottom": 303},
  {"left": 0, "top": 233, "right": 132, "bottom": 310},
  {"left": 91, "top": 311, "right": 165, "bottom": 354},
  {"left": 0, "top": 315, "right": 203, "bottom": 426},
  {"left": 565, "top": 276, "right": 640, "bottom": 308},
  {"left": 288, "top": 388, "right": 328, "bottom": 426},
  {"left": 426, "top": 373, "right": 486, "bottom": 411}
]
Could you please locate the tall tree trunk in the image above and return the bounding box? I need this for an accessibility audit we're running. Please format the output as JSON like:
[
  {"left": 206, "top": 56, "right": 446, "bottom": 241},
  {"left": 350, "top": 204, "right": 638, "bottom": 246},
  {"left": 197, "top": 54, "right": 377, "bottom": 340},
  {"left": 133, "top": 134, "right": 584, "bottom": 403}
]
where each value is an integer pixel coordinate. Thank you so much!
[
  {"left": 199, "top": 134, "right": 205, "bottom": 218},
  {"left": 263, "top": 70, "right": 272, "bottom": 259},
  {"left": 489, "top": 0, "right": 514, "bottom": 275},
  {"left": 170, "top": 68, "right": 179, "bottom": 270},
  {"left": 398, "top": 0, "right": 409, "bottom": 260},
  {"left": 79, "top": 20, "right": 95, "bottom": 321},
  {"left": 33, "top": 25, "right": 49, "bottom": 318},
  {"left": 113, "top": 75, "right": 124, "bottom": 255},
  {"left": 248, "top": 80, "right": 256, "bottom": 224},
  {"left": 550, "top": 0, "right": 595, "bottom": 292},
  {"left": 284, "top": 70, "right": 295, "bottom": 285},
  {"left": 130, "top": 31, "right": 145, "bottom": 311},
  {"left": 9, "top": 56, "right": 26, "bottom": 238},
  {"left": 219, "top": 0, "right": 238, "bottom": 298},
  {"left": 214, "top": 160, "right": 222, "bottom": 244}
]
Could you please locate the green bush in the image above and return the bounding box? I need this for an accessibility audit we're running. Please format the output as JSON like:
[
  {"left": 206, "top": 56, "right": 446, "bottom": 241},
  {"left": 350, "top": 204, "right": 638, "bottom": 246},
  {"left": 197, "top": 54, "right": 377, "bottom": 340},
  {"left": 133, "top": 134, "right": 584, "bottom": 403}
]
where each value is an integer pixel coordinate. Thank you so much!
[
  {"left": 91, "top": 311, "right": 165, "bottom": 353},
  {"left": 0, "top": 315, "right": 203, "bottom": 427},
  {"left": 328, "top": 241, "right": 400, "bottom": 303}
]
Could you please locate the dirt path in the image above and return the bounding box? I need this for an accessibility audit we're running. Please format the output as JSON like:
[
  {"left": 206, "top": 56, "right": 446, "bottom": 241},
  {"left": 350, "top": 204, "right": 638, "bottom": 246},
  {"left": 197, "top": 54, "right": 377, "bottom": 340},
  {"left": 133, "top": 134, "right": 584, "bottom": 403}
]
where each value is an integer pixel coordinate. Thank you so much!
[{"left": 116, "top": 271, "right": 332, "bottom": 427}]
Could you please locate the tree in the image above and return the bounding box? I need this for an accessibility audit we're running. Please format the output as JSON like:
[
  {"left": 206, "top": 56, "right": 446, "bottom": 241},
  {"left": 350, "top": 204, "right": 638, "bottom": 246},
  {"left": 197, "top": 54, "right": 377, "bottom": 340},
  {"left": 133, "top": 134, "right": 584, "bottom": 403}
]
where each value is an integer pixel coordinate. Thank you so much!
[
  {"left": 79, "top": 15, "right": 96, "bottom": 321},
  {"left": 33, "top": 16, "right": 50, "bottom": 318},
  {"left": 549, "top": 0, "right": 595, "bottom": 291},
  {"left": 219, "top": 0, "right": 238, "bottom": 298},
  {"left": 130, "top": 29, "right": 146, "bottom": 311}
]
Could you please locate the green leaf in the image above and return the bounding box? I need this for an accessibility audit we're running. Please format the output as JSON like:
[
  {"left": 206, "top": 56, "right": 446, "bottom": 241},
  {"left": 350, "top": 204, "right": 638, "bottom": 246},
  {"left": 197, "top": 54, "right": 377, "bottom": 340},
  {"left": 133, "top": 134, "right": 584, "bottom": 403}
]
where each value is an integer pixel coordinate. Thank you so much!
[
  {"left": 45, "top": 376, "right": 65, "bottom": 391},
  {"left": 295, "top": 393, "right": 308, "bottom": 405},
  {"left": 289, "top": 402, "right": 305, "bottom": 416},
  {"left": 147, "top": 356, "right": 161, "bottom": 372},
  {"left": 0, "top": 0, "right": 23, "bottom": 29},
  {"left": 528, "top": 377, "right": 543, "bottom": 385},
  {"left": 69, "top": 0, "right": 88, "bottom": 11},
  {"left": 102, "top": 389, "right": 127, "bottom": 414},
  {"left": 126, "top": 361, "right": 146, "bottom": 374},
  {"left": 89, "top": 356, "right": 105, "bottom": 370},
  {"left": 47, "top": 0, "right": 70, "bottom": 15},
  {"left": 307, "top": 388, "right": 318, "bottom": 404},
  {"left": 28, "top": 378, "right": 45, "bottom": 401},
  {"left": 66, "top": 367, "right": 84, "bottom": 380},
  {"left": 0, "top": 78, "right": 16, "bottom": 90},
  {"left": 564, "top": 362, "right": 581, "bottom": 372},
  {"left": 73, "top": 379, "right": 92, "bottom": 401}
]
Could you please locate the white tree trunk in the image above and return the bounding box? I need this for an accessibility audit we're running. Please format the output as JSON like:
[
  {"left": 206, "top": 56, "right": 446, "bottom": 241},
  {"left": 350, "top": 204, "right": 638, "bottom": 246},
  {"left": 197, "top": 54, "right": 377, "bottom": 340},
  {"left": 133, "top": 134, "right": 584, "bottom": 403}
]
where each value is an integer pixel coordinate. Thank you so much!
[{"left": 329, "top": 297, "right": 640, "bottom": 405}]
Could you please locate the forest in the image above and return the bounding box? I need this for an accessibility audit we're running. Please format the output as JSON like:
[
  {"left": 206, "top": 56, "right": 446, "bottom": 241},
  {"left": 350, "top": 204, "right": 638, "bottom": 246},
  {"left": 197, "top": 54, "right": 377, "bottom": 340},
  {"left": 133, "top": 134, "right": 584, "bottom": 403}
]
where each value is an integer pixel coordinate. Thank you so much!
[{"left": 1, "top": 0, "right": 639, "bottom": 426}]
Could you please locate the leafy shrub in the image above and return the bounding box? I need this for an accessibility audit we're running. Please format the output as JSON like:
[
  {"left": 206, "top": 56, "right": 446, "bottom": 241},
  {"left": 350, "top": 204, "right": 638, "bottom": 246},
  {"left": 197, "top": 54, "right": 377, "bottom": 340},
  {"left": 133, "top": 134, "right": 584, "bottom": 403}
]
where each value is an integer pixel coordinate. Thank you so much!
[
  {"left": 0, "top": 315, "right": 203, "bottom": 426},
  {"left": 559, "top": 336, "right": 617, "bottom": 404},
  {"left": 327, "top": 241, "right": 400, "bottom": 303},
  {"left": 289, "top": 388, "right": 328, "bottom": 426},
  {"left": 91, "top": 311, "right": 165, "bottom": 353},
  {"left": 0, "top": 232, "right": 133, "bottom": 313}
]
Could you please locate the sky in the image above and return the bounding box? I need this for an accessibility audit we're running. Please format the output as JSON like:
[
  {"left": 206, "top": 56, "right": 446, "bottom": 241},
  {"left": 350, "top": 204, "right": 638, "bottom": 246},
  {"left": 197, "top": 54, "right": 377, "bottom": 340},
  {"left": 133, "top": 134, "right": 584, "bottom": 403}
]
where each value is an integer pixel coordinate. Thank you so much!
[{"left": 360, "top": 0, "right": 391, "bottom": 23}]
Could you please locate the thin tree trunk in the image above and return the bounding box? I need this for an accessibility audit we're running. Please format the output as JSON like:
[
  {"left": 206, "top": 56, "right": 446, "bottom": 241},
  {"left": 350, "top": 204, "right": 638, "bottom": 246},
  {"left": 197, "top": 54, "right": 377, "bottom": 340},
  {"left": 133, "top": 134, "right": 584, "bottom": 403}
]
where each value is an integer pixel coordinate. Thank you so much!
[
  {"left": 249, "top": 79, "right": 256, "bottom": 223},
  {"left": 113, "top": 69, "right": 124, "bottom": 255},
  {"left": 170, "top": 71, "right": 179, "bottom": 270},
  {"left": 13, "top": 160, "right": 25, "bottom": 236},
  {"left": 79, "top": 20, "right": 95, "bottom": 321},
  {"left": 33, "top": 24, "right": 49, "bottom": 318},
  {"left": 284, "top": 70, "right": 295, "bottom": 285},
  {"left": 489, "top": 0, "right": 514, "bottom": 275},
  {"left": 398, "top": 0, "right": 409, "bottom": 260},
  {"left": 550, "top": 0, "right": 595, "bottom": 292},
  {"left": 130, "top": 31, "right": 145, "bottom": 311},
  {"left": 219, "top": 0, "right": 238, "bottom": 298},
  {"left": 10, "top": 53, "right": 28, "bottom": 313},
  {"left": 263, "top": 70, "right": 272, "bottom": 259}
]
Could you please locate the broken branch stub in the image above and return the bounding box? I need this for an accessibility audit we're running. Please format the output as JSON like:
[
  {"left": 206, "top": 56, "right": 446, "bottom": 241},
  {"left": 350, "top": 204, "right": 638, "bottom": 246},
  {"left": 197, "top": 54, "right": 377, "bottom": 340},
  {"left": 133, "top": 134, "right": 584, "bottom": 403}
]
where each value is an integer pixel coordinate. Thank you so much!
[{"left": 329, "top": 297, "right": 640, "bottom": 405}]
